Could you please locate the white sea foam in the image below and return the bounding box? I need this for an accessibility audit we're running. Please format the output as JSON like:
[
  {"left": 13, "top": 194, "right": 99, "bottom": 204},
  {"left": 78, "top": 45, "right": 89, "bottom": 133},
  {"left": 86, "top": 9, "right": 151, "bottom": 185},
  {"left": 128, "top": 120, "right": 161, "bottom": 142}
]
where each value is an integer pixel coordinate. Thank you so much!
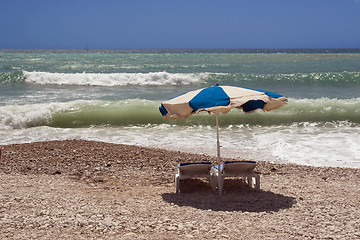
[
  {"left": 254, "top": 126, "right": 360, "bottom": 168},
  {"left": 23, "top": 71, "right": 207, "bottom": 86},
  {"left": 1, "top": 124, "right": 359, "bottom": 168}
]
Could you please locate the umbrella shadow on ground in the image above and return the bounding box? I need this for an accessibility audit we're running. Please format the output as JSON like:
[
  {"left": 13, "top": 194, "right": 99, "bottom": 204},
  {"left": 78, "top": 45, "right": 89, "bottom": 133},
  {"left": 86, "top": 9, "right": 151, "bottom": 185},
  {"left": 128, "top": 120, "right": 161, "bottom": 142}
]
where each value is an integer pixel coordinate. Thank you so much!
[{"left": 162, "top": 179, "right": 296, "bottom": 212}]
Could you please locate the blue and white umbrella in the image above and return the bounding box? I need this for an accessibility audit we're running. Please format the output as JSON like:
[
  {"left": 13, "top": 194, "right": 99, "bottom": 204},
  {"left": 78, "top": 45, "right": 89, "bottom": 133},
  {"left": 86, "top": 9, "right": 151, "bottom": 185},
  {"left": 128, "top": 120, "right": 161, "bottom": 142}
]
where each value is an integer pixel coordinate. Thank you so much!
[{"left": 159, "top": 85, "right": 288, "bottom": 194}]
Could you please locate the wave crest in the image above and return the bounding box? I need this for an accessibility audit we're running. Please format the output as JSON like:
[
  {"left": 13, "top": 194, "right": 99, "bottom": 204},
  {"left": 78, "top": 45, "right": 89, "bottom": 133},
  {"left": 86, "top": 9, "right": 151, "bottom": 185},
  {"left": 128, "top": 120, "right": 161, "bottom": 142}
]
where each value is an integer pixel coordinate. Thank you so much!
[
  {"left": 22, "top": 71, "right": 208, "bottom": 86},
  {"left": 2, "top": 71, "right": 359, "bottom": 87}
]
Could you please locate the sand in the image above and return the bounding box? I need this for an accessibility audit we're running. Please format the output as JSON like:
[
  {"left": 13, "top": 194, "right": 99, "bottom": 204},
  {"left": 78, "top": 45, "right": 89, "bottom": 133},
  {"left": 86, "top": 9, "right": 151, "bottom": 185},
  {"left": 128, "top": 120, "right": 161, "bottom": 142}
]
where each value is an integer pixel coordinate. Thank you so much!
[{"left": 0, "top": 140, "right": 359, "bottom": 240}]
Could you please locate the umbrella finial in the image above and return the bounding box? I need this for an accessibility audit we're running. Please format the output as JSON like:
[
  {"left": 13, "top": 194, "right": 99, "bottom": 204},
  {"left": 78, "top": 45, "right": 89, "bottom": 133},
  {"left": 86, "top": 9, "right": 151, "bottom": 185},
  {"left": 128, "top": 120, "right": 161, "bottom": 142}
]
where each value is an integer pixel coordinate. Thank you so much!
[{"left": 215, "top": 83, "right": 219, "bottom": 86}]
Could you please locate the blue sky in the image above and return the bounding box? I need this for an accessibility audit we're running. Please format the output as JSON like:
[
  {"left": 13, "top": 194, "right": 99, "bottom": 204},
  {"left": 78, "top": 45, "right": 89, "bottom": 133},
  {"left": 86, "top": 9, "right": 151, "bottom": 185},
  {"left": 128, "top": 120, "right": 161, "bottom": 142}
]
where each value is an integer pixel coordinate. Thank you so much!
[{"left": 1, "top": 0, "right": 360, "bottom": 49}]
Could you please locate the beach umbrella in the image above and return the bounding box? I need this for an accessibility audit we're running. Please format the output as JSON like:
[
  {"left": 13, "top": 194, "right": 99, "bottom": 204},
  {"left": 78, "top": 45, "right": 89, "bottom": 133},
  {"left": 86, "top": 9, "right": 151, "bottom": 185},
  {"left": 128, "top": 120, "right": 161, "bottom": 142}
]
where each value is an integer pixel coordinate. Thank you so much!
[{"left": 159, "top": 85, "right": 288, "bottom": 195}]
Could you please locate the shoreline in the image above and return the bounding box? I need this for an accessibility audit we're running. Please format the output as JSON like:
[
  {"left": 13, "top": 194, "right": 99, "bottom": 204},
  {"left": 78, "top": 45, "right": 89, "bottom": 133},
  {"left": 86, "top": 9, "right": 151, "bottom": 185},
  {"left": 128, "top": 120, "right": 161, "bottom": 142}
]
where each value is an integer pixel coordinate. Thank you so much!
[{"left": 1, "top": 140, "right": 359, "bottom": 239}]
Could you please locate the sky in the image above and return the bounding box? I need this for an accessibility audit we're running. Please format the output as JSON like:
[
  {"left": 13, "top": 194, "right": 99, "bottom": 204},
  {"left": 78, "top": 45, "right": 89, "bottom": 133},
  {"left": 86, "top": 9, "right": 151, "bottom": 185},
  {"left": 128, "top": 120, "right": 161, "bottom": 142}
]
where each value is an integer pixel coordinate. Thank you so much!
[{"left": 1, "top": 0, "right": 360, "bottom": 49}]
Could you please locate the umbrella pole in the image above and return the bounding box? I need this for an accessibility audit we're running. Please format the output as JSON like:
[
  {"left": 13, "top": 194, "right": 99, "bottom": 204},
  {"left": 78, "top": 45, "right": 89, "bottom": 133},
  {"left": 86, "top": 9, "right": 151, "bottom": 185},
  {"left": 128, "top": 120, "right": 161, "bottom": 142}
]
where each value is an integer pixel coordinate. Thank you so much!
[{"left": 216, "top": 113, "right": 222, "bottom": 196}]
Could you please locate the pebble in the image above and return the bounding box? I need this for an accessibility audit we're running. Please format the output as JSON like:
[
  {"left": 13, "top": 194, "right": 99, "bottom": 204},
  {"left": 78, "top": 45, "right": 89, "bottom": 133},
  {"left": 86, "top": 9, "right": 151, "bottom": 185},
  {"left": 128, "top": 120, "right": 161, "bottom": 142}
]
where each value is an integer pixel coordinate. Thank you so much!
[
  {"left": 122, "top": 232, "right": 137, "bottom": 239},
  {"left": 166, "top": 226, "right": 177, "bottom": 231},
  {"left": 103, "top": 217, "right": 113, "bottom": 227}
]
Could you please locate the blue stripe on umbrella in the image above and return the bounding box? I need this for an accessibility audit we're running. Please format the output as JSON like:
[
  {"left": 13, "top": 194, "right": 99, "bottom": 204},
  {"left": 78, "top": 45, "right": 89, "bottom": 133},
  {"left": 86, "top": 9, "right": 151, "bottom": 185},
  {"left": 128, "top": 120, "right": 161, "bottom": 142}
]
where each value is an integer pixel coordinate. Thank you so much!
[
  {"left": 241, "top": 100, "right": 266, "bottom": 112},
  {"left": 244, "top": 87, "right": 284, "bottom": 99},
  {"left": 189, "top": 85, "right": 230, "bottom": 111},
  {"left": 159, "top": 104, "right": 168, "bottom": 116}
]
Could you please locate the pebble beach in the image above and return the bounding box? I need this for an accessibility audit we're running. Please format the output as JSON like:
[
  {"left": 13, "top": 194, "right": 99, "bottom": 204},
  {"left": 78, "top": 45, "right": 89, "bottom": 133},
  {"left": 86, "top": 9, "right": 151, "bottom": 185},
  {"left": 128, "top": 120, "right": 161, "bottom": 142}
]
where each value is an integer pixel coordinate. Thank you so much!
[{"left": 0, "top": 140, "right": 359, "bottom": 239}]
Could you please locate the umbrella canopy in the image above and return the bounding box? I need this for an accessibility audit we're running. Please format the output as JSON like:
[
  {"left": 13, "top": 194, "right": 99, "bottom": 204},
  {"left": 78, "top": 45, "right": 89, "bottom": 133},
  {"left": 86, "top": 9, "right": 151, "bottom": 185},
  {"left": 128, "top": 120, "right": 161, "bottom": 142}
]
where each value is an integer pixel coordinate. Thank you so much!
[
  {"left": 159, "top": 85, "right": 288, "bottom": 195},
  {"left": 159, "top": 85, "right": 287, "bottom": 119}
]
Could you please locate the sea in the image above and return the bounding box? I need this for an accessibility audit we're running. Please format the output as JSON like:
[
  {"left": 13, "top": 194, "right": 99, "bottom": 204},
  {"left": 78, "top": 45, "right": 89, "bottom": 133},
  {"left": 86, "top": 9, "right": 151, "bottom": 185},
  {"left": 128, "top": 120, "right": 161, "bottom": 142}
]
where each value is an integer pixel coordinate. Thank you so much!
[{"left": 0, "top": 49, "right": 359, "bottom": 168}]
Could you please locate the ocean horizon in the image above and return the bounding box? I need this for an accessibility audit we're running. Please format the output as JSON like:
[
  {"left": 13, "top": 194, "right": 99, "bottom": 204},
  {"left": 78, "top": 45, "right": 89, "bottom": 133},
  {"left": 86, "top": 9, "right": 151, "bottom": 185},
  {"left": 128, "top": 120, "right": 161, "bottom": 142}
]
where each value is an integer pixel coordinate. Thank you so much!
[{"left": 2, "top": 48, "right": 360, "bottom": 53}]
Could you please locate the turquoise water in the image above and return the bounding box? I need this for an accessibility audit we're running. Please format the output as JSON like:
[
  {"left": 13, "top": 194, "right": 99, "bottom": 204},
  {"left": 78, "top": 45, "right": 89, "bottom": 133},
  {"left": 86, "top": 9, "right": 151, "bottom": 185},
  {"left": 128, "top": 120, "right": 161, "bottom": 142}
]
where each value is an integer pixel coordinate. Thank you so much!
[{"left": 1, "top": 49, "right": 359, "bottom": 168}]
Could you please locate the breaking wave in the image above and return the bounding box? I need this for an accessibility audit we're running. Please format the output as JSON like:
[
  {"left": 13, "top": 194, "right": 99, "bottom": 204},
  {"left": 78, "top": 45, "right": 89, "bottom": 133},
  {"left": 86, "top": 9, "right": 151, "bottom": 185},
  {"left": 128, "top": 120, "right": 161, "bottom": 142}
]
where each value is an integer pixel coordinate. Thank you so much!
[
  {"left": 21, "top": 71, "right": 208, "bottom": 86},
  {"left": 1, "top": 98, "right": 359, "bottom": 130},
  {"left": 1, "top": 71, "right": 360, "bottom": 87}
]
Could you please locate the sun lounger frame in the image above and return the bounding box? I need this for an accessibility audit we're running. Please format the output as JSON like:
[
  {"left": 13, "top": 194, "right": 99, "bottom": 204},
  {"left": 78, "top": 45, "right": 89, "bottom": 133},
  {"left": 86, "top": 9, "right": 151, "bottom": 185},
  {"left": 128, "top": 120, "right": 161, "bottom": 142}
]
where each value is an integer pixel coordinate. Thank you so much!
[
  {"left": 212, "top": 161, "right": 260, "bottom": 194},
  {"left": 174, "top": 162, "right": 217, "bottom": 193}
]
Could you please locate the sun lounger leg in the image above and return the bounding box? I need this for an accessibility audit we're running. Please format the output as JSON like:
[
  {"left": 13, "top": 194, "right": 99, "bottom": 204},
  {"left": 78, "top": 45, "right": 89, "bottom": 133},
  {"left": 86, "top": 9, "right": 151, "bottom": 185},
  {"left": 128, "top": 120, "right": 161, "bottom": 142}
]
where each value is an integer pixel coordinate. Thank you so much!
[
  {"left": 209, "top": 176, "right": 217, "bottom": 192},
  {"left": 255, "top": 174, "right": 260, "bottom": 190},
  {"left": 247, "top": 176, "right": 253, "bottom": 188},
  {"left": 175, "top": 176, "right": 180, "bottom": 193}
]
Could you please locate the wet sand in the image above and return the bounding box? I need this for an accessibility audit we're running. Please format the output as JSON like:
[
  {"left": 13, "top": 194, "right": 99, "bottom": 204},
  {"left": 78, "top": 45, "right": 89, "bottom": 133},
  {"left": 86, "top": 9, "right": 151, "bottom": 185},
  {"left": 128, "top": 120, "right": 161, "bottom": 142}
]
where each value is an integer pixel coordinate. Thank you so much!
[{"left": 0, "top": 140, "right": 359, "bottom": 239}]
